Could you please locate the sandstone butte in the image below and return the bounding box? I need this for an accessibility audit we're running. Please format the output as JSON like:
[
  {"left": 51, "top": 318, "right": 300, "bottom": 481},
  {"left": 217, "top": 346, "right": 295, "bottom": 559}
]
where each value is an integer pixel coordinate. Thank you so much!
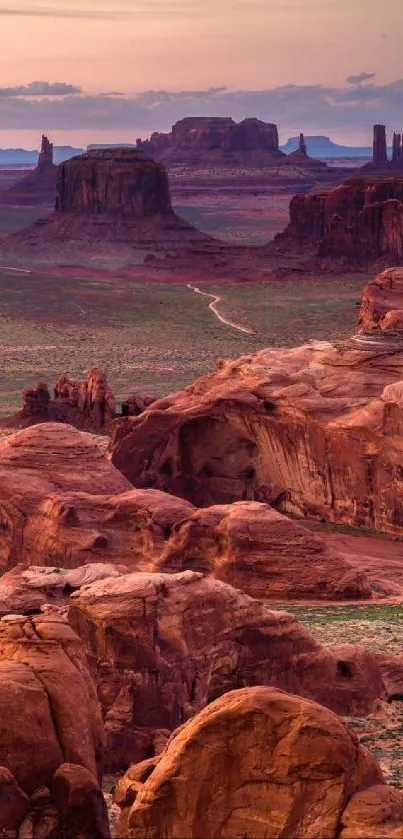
[
  {"left": 0, "top": 610, "right": 109, "bottom": 838},
  {"left": 0, "top": 416, "right": 379, "bottom": 601},
  {"left": 117, "top": 686, "right": 403, "bottom": 839},
  {"left": 0, "top": 134, "right": 58, "bottom": 206},
  {"left": 68, "top": 569, "right": 401, "bottom": 770},
  {"left": 0, "top": 147, "right": 223, "bottom": 263},
  {"left": 274, "top": 174, "right": 403, "bottom": 267},
  {"left": 111, "top": 266, "right": 403, "bottom": 534}
]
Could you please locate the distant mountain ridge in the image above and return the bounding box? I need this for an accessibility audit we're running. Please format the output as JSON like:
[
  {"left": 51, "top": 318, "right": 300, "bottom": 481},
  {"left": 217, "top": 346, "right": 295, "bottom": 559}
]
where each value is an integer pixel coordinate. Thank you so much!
[
  {"left": 0, "top": 146, "right": 83, "bottom": 165},
  {"left": 280, "top": 136, "right": 378, "bottom": 158}
]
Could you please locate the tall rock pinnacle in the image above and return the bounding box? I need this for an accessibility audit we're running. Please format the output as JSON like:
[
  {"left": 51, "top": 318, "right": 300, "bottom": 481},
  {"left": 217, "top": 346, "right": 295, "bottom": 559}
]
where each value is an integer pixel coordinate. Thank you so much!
[
  {"left": 372, "top": 125, "right": 388, "bottom": 164},
  {"left": 37, "top": 135, "right": 54, "bottom": 169}
]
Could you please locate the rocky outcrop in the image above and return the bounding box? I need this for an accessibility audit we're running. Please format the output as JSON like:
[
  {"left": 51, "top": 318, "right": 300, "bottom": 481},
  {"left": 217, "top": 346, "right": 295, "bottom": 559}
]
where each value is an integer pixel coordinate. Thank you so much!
[
  {"left": 37, "top": 134, "right": 54, "bottom": 169},
  {"left": 286, "top": 131, "right": 327, "bottom": 170},
  {"left": 137, "top": 117, "right": 285, "bottom": 166},
  {"left": 358, "top": 266, "right": 403, "bottom": 331},
  {"left": 110, "top": 268, "right": 403, "bottom": 533},
  {"left": 158, "top": 501, "right": 372, "bottom": 600},
  {"left": 117, "top": 686, "right": 402, "bottom": 839},
  {"left": 0, "top": 134, "right": 58, "bottom": 206},
  {"left": 275, "top": 176, "right": 403, "bottom": 266},
  {"left": 0, "top": 422, "right": 193, "bottom": 571},
  {"left": 393, "top": 132, "right": 402, "bottom": 165},
  {"left": 0, "top": 148, "right": 219, "bottom": 263},
  {"left": 0, "top": 610, "right": 109, "bottom": 838},
  {"left": 53, "top": 369, "right": 116, "bottom": 430},
  {"left": 373, "top": 124, "right": 388, "bottom": 166},
  {"left": 69, "top": 569, "right": 398, "bottom": 771}
]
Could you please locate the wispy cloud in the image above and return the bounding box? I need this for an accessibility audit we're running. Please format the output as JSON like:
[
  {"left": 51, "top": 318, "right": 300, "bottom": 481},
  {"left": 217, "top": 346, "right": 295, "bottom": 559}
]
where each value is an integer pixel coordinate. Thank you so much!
[
  {"left": 346, "top": 72, "right": 376, "bottom": 85},
  {"left": 0, "top": 81, "right": 82, "bottom": 96}
]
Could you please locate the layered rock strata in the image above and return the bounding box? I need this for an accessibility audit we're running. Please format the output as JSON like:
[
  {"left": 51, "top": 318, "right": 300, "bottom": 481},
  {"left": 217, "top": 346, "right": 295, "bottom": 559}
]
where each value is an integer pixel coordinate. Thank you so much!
[
  {"left": 117, "top": 686, "right": 403, "bottom": 839},
  {"left": 276, "top": 176, "right": 403, "bottom": 265}
]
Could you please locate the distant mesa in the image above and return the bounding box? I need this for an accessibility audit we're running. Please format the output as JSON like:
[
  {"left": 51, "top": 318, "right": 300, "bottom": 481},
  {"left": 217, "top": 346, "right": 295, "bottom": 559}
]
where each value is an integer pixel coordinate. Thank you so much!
[
  {"left": 0, "top": 147, "right": 220, "bottom": 262},
  {"left": 0, "top": 134, "right": 58, "bottom": 206},
  {"left": 136, "top": 117, "right": 327, "bottom": 171}
]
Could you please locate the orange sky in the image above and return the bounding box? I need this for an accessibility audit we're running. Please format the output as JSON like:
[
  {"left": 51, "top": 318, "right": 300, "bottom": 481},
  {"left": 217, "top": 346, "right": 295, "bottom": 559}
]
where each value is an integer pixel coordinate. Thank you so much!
[{"left": 0, "top": 0, "right": 401, "bottom": 146}]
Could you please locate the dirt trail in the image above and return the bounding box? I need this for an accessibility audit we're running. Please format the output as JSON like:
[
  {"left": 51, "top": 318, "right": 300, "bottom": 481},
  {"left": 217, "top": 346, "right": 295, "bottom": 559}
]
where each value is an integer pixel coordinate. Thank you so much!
[{"left": 187, "top": 283, "right": 255, "bottom": 335}]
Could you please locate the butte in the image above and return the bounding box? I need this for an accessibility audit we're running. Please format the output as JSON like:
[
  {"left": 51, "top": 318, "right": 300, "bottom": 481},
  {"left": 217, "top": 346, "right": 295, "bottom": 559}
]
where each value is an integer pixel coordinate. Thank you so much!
[{"left": 0, "top": 147, "right": 220, "bottom": 266}]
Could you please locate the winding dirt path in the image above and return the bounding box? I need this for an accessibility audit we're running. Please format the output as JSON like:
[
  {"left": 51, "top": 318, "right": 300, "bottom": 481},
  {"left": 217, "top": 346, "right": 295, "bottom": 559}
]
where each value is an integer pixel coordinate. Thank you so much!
[{"left": 187, "top": 283, "right": 255, "bottom": 335}]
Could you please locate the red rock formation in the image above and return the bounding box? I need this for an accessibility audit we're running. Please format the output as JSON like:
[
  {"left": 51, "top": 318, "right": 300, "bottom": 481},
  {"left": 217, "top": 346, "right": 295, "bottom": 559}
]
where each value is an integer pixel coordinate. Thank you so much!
[
  {"left": 0, "top": 148, "right": 219, "bottom": 263},
  {"left": 68, "top": 570, "right": 395, "bottom": 770},
  {"left": 0, "top": 134, "right": 58, "bottom": 206},
  {"left": 37, "top": 134, "right": 54, "bottom": 169},
  {"left": 158, "top": 501, "right": 372, "bottom": 600},
  {"left": 286, "top": 132, "right": 327, "bottom": 170},
  {"left": 392, "top": 132, "right": 402, "bottom": 165},
  {"left": 276, "top": 175, "right": 403, "bottom": 266},
  {"left": 117, "top": 687, "right": 401, "bottom": 839},
  {"left": 0, "top": 422, "right": 193, "bottom": 571},
  {"left": 137, "top": 116, "right": 285, "bottom": 166},
  {"left": 0, "top": 611, "right": 109, "bottom": 837},
  {"left": 110, "top": 268, "right": 403, "bottom": 533},
  {"left": 373, "top": 124, "right": 388, "bottom": 165},
  {"left": 53, "top": 369, "right": 116, "bottom": 430}
]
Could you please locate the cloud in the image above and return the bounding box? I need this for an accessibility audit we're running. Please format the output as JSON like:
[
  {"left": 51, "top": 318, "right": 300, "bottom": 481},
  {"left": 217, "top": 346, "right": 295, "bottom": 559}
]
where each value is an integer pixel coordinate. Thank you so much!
[
  {"left": 0, "top": 81, "right": 82, "bottom": 97},
  {"left": 1, "top": 79, "right": 403, "bottom": 138},
  {"left": 346, "top": 72, "right": 376, "bottom": 85}
]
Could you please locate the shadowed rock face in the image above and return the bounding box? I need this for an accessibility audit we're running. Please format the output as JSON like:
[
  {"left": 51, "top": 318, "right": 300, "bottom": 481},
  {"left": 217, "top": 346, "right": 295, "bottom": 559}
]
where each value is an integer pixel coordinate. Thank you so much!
[
  {"left": 55, "top": 148, "right": 172, "bottom": 216},
  {"left": 68, "top": 570, "right": 394, "bottom": 771},
  {"left": 117, "top": 686, "right": 403, "bottom": 839},
  {"left": 110, "top": 268, "right": 403, "bottom": 533},
  {"left": 0, "top": 611, "right": 109, "bottom": 838},
  {"left": 276, "top": 176, "right": 403, "bottom": 266}
]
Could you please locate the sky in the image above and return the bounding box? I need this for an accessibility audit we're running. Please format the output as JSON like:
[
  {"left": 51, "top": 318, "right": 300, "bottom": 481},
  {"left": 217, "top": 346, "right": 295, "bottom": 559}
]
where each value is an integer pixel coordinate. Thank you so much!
[{"left": 0, "top": 0, "right": 402, "bottom": 148}]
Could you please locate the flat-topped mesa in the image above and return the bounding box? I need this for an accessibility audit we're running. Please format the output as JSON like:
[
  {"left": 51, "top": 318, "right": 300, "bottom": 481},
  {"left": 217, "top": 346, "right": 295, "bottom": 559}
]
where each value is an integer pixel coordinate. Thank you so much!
[
  {"left": 373, "top": 124, "right": 388, "bottom": 165},
  {"left": 55, "top": 148, "right": 173, "bottom": 216},
  {"left": 137, "top": 116, "right": 285, "bottom": 164},
  {"left": 37, "top": 134, "right": 54, "bottom": 169}
]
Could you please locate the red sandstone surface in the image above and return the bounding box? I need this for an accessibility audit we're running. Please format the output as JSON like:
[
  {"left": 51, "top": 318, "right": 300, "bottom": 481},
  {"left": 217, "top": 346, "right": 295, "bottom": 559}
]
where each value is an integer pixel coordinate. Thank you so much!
[{"left": 118, "top": 686, "right": 403, "bottom": 839}]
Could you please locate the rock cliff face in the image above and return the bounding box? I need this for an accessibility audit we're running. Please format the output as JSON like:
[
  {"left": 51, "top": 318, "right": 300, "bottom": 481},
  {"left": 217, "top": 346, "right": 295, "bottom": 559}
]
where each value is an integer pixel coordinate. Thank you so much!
[
  {"left": 0, "top": 148, "right": 218, "bottom": 262},
  {"left": 276, "top": 176, "right": 403, "bottom": 266},
  {"left": 110, "top": 268, "right": 403, "bottom": 533},
  {"left": 55, "top": 148, "right": 172, "bottom": 216},
  {"left": 137, "top": 116, "right": 286, "bottom": 165},
  {"left": 117, "top": 687, "right": 402, "bottom": 839},
  {"left": 0, "top": 610, "right": 109, "bottom": 838},
  {"left": 69, "top": 570, "right": 394, "bottom": 771}
]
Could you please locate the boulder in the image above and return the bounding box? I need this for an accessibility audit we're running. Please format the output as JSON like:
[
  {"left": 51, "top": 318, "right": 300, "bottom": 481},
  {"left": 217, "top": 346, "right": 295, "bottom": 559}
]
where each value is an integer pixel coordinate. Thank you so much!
[
  {"left": 68, "top": 570, "right": 395, "bottom": 771},
  {"left": 118, "top": 686, "right": 402, "bottom": 839},
  {"left": 158, "top": 500, "right": 372, "bottom": 600}
]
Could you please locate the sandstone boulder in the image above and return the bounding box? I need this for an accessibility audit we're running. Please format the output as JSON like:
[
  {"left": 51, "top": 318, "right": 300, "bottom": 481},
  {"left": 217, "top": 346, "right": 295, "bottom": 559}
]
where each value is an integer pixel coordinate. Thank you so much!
[
  {"left": 159, "top": 500, "right": 372, "bottom": 600},
  {"left": 68, "top": 570, "right": 394, "bottom": 771},
  {"left": 118, "top": 686, "right": 401, "bottom": 839},
  {"left": 0, "top": 611, "right": 108, "bottom": 837}
]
